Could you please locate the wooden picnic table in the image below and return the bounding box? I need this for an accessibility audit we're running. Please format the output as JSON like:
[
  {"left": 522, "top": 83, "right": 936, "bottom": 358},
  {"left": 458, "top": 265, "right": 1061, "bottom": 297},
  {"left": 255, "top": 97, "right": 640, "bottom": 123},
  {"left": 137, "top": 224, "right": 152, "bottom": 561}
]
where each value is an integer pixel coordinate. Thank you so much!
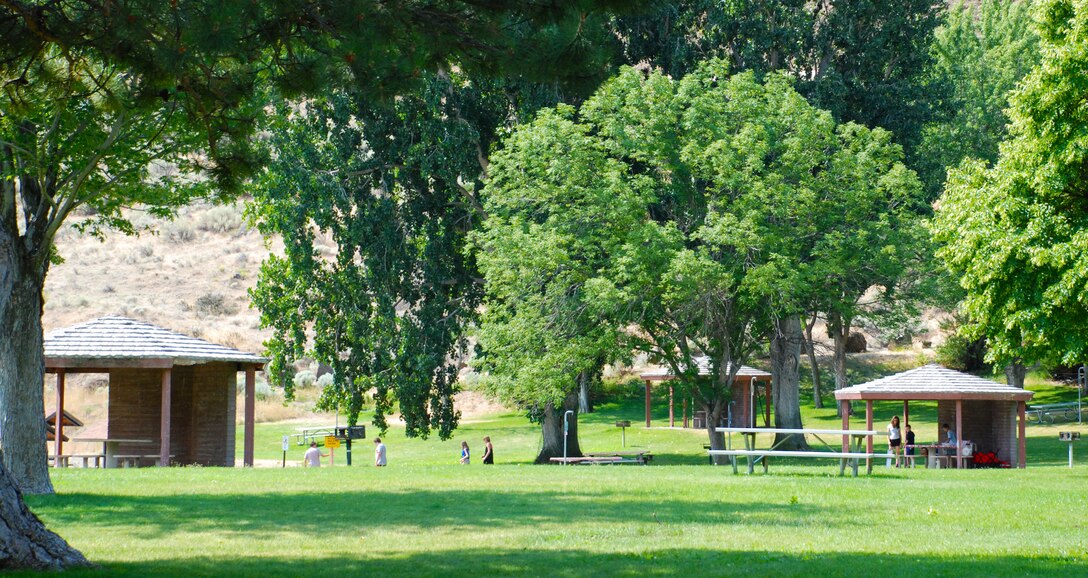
[
  {"left": 70, "top": 437, "right": 155, "bottom": 468},
  {"left": 550, "top": 453, "right": 651, "bottom": 465},
  {"left": 711, "top": 427, "right": 891, "bottom": 476}
]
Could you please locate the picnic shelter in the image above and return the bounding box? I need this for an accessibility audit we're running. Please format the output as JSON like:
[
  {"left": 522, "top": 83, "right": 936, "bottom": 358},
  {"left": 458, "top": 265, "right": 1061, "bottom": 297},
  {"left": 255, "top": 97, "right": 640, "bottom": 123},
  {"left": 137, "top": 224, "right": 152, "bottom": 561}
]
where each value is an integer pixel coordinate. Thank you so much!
[
  {"left": 834, "top": 364, "right": 1033, "bottom": 468},
  {"left": 640, "top": 356, "right": 772, "bottom": 429},
  {"left": 44, "top": 316, "right": 267, "bottom": 467}
]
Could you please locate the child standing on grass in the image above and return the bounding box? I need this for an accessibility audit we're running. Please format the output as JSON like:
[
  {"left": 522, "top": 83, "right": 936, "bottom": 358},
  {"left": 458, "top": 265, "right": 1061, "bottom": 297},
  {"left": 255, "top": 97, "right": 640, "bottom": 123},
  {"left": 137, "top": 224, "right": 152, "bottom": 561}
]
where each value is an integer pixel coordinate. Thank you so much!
[
  {"left": 904, "top": 424, "right": 916, "bottom": 467},
  {"left": 887, "top": 416, "right": 902, "bottom": 467},
  {"left": 460, "top": 441, "right": 470, "bottom": 465}
]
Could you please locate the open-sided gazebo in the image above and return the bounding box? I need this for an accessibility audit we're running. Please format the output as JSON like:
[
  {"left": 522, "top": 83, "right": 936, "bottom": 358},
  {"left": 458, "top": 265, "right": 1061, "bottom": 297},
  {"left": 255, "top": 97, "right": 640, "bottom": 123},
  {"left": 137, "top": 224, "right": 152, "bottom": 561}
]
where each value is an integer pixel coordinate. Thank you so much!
[
  {"left": 834, "top": 364, "right": 1033, "bottom": 468},
  {"left": 44, "top": 316, "right": 267, "bottom": 468},
  {"left": 640, "top": 356, "right": 772, "bottom": 428}
]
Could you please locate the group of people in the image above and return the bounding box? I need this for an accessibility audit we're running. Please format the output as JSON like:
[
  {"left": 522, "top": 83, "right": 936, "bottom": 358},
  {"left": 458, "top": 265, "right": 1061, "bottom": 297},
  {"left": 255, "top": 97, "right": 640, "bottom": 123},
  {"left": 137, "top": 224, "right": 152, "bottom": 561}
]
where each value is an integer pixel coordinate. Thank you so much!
[
  {"left": 886, "top": 416, "right": 958, "bottom": 467},
  {"left": 460, "top": 437, "right": 494, "bottom": 465},
  {"left": 303, "top": 437, "right": 387, "bottom": 467},
  {"left": 303, "top": 436, "right": 493, "bottom": 467}
]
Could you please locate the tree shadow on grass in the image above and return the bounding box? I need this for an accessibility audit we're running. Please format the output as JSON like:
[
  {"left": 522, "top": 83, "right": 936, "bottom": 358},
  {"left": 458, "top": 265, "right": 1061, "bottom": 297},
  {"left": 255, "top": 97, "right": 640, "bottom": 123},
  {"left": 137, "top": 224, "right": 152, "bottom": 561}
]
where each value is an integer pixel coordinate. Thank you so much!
[
  {"left": 34, "top": 488, "right": 845, "bottom": 540},
  {"left": 17, "top": 548, "right": 1085, "bottom": 577}
]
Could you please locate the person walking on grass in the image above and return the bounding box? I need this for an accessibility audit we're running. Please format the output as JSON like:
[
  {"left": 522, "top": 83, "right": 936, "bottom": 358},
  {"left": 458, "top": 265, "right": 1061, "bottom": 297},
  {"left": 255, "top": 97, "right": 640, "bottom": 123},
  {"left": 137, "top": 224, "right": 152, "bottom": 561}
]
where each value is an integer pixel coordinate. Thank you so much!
[
  {"left": 303, "top": 442, "right": 327, "bottom": 467},
  {"left": 887, "top": 416, "right": 902, "bottom": 467},
  {"left": 374, "top": 437, "right": 387, "bottom": 467},
  {"left": 481, "top": 436, "right": 494, "bottom": 465},
  {"left": 460, "top": 441, "right": 470, "bottom": 465}
]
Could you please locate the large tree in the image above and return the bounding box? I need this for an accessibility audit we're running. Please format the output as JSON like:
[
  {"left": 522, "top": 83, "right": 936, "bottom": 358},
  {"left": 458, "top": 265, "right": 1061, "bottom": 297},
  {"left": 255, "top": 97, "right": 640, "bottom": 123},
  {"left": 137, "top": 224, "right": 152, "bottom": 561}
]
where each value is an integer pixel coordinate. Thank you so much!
[
  {"left": 472, "top": 107, "right": 644, "bottom": 461},
  {"left": 0, "top": 0, "right": 644, "bottom": 568},
  {"left": 933, "top": 0, "right": 1088, "bottom": 377},
  {"left": 479, "top": 61, "right": 922, "bottom": 457}
]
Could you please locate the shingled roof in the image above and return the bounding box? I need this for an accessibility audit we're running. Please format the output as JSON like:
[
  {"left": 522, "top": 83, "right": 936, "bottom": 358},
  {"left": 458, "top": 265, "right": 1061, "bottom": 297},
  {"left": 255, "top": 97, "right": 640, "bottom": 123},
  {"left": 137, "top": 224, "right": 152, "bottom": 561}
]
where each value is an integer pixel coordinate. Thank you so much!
[
  {"left": 834, "top": 364, "right": 1033, "bottom": 401},
  {"left": 45, "top": 316, "right": 267, "bottom": 369},
  {"left": 640, "top": 356, "right": 771, "bottom": 381}
]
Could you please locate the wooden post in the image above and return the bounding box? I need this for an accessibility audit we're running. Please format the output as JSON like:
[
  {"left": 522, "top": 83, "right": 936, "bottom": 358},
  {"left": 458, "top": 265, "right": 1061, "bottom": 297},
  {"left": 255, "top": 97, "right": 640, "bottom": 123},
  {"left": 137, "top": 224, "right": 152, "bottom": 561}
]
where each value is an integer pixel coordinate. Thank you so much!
[
  {"left": 1017, "top": 401, "right": 1027, "bottom": 468},
  {"left": 244, "top": 365, "right": 256, "bottom": 467},
  {"left": 160, "top": 368, "right": 172, "bottom": 467},
  {"left": 840, "top": 400, "right": 850, "bottom": 452},
  {"left": 866, "top": 400, "right": 874, "bottom": 454},
  {"left": 668, "top": 386, "right": 675, "bottom": 428},
  {"left": 903, "top": 400, "right": 909, "bottom": 429},
  {"left": 682, "top": 396, "right": 689, "bottom": 429},
  {"left": 764, "top": 381, "right": 772, "bottom": 427},
  {"left": 644, "top": 381, "right": 652, "bottom": 428},
  {"left": 54, "top": 370, "right": 65, "bottom": 468},
  {"left": 955, "top": 399, "right": 963, "bottom": 468}
]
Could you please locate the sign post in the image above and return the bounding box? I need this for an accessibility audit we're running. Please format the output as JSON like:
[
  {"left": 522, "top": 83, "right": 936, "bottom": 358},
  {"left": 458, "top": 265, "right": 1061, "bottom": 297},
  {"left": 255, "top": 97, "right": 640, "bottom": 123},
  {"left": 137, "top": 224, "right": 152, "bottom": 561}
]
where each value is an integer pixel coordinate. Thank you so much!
[
  {"left": 325, "top": 436, "right": 340, "bottom": 466},
  {"left": 282, "top": 435, "right": 289, "bottom": 468}
]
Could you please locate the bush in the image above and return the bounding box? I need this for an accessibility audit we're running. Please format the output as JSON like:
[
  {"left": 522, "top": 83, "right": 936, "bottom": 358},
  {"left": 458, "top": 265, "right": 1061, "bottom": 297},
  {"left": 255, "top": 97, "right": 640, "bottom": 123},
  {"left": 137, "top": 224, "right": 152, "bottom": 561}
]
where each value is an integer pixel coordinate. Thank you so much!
[
  {"left": 237, "top": 376, "right": 274, "bottom": 401},
  {"left": 197, "top": 205, "right": 244, "bottom": 234},
  {"left": 936, "top": 328, "right": 989, "bottom": 372},
  {"left": 194, "top": 293, "right": 239, "bottom": 317},
  {"left": 163, "top": 221, "right": 195, "bottom": 244},
  {"left": 293, "top": 370, "right": 317, "bottom": 389}
]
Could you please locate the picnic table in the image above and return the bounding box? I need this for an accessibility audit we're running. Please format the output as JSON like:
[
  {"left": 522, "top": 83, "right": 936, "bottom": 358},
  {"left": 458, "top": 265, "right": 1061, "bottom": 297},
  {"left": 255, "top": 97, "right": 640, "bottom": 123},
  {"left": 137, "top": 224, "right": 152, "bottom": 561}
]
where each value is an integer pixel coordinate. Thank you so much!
[
  {"left": 550, "top": 451, "right": 652, "bottom": 465},
  {"left": 70, "top": 437, "right": 155, "bottom": 468},
  {"left": 710, "top": 427, "right": 891, "bottom": 476},
  {"left": 1027, "top": 402, "right": 1082, "bottom": 424}
]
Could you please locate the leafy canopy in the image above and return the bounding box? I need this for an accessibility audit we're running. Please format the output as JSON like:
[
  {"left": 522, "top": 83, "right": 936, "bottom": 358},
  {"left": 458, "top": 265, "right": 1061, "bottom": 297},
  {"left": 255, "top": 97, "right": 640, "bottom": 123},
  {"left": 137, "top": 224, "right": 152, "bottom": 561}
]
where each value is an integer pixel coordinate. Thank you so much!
[{"left": 933, "top": 0, "right": 1088, "bottom": 367}]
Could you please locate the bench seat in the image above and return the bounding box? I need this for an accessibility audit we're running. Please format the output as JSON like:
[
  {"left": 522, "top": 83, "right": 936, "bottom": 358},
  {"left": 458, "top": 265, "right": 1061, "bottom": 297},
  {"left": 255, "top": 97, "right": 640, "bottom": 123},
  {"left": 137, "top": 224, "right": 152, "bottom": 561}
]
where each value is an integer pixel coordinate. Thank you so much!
[{"left": 708, "top": 450, "right": 886, "bottom": 459}]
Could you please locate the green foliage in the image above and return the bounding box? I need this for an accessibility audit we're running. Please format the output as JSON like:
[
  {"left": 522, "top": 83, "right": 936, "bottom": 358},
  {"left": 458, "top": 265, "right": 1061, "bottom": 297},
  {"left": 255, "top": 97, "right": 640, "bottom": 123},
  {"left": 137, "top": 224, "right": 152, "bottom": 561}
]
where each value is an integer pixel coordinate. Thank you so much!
[
  {"left": 933, "top": 0, "right": 1088, "bottom": 367},
  {"left": 917, "top": 0, "right": 1041, "bottom": 198},
  {"left": 615, "top": 0, "right": 946, "bottom": 176},
  {"left": 935, "top": 317, "right": 990, "bottom": 373},
  {"left": 250, "top": 82, "right": 488, "bottom": 439},
  {"left": 478, "top": 61, "right": 924, "bottom": 422}
]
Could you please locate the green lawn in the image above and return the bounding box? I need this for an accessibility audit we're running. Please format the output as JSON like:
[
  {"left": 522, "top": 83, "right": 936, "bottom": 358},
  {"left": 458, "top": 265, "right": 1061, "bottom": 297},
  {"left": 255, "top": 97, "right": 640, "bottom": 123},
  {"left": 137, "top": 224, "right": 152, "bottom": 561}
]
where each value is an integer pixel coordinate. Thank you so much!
[{"left": 20, "top": 382, "right": 1088, "bottom": 577}]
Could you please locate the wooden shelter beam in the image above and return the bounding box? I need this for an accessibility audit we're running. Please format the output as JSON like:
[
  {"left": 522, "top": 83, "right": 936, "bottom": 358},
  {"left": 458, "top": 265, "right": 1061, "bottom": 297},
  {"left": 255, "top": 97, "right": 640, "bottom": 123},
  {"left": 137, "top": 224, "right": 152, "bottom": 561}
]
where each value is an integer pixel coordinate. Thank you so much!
[
  {"left": 1017, "top": 401, "right": 1027, "bottom": 468},
  {"left": 840, "top": 399, "right": 850, "bottom": 452},
  {"left": 644, "top": 381, "right": 651, "bottom": 428},
  {"left": 244, "top": 365, "right": 256, "bottom": 467},
  {"left": 53, "top": 370, "right": 65, "bottom": 468},
  {"left": 48, "top": 357, "right": 173, "bottom": 370},
  {"left": 955, "top": 399, "right": 963, "bottom": 468},
  {"left": 160, "top": 368, "right": 172, "bottom": 467},
  {"left": 669, "top": 386, "right": 674, "bottom": 428}
]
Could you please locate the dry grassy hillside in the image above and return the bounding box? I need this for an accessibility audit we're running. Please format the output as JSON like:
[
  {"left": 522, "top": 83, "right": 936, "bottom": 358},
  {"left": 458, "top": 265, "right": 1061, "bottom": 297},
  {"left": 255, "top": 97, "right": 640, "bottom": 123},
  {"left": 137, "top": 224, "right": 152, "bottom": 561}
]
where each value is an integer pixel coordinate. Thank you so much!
[{"left": 45, "top": 201, "right": 275, "bottom": 353}]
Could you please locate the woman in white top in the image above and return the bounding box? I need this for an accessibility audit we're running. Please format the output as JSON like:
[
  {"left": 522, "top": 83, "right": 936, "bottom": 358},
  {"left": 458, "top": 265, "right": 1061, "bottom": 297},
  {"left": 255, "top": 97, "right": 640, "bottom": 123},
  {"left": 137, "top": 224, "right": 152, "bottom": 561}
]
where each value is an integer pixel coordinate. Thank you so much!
[{"left": 887, "top": 416, "right": 902, "bottom": 467}]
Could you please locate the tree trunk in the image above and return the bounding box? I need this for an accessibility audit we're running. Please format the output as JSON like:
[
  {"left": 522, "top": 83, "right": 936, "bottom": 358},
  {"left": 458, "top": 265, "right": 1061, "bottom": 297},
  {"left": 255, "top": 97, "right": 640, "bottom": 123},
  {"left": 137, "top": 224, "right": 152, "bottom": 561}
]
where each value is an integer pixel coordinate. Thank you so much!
[
  {"left": 0, "top": 452, "right": 90, "bottom": 570},
  {"left": 0, "top": 231, "right": 52, "bottom": 495},
  {"left": 804, "top": 313, "right": 824, "bottom": 409},
  {"left": 536, "top": 392, "right": 582, "bottom": 463},
  {"left": 829, "top": 312, "right": 851, "bottom": 417},
  {"left": 770, "top": 315, "right": 808, "bottom": 450},
  {"left": 704, "top": 400, "right": 729, "bottom": 465},
  {"left": 1005, "top": 362, "right": 1027, "bottom": 389},
  {"left": 577, "top": 371, "right": 593, "bottom": 414}
]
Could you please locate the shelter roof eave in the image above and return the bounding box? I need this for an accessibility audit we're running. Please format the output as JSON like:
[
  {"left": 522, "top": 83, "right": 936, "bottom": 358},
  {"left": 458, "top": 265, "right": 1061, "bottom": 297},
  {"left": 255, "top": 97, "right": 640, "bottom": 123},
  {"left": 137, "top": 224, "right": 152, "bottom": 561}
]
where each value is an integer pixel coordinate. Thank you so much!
[{"left": 834, "top": 390, "right": 1034, "bottom": 402}]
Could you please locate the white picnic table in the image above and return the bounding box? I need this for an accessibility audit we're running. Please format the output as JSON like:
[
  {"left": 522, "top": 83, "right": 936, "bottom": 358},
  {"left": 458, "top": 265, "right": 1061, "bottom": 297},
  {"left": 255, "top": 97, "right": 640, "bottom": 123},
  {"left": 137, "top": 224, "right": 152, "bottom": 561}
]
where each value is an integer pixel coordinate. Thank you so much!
[{"left": 711, "top": 427, "right": 891, "bottom": 476}]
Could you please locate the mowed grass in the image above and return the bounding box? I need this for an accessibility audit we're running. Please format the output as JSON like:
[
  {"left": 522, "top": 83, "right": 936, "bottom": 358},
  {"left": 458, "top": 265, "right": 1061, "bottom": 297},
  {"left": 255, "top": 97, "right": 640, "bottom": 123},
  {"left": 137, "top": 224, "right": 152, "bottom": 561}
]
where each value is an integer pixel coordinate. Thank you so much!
[{"left": 22, "top": 383, "right": 1088, "bottom": 577}]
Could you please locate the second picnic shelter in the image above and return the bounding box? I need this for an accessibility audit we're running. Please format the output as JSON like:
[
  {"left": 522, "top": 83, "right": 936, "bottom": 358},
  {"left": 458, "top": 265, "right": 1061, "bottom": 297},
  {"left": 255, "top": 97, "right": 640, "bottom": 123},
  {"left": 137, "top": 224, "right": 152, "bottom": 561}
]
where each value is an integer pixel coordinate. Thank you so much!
[
  {"left": 834, "top": 364, "right": 1034, "bottom": 468},
  {"left": 640, "top": 356, "right": 772, "bottom": 429}
]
